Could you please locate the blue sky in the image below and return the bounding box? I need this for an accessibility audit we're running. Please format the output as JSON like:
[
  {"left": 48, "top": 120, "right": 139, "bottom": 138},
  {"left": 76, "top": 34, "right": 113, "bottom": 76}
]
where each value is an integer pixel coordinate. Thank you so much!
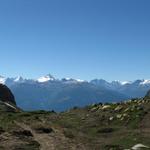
[{"left": 0, "top": 0, "right": 150, "bottom": 81}]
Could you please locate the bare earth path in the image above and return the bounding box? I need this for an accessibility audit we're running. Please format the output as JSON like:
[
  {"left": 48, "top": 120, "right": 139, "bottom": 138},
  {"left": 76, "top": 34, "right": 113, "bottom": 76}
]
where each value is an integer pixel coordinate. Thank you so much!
[
  {"left": 140, "top": 112, "right": 150, "bottom": 137},
  {"left": 15, "top": 122, "right": 85, "bottom": 150},
  {"left": 15, "top": 122, "right": 56, "bottom": 150}
]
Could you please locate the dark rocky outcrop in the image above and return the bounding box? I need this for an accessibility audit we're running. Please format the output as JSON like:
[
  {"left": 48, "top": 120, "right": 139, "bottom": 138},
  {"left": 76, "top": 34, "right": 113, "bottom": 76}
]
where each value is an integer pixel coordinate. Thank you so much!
[
  {"left": 34, "top": 127, "right": 53, "bottom": 134},
  {"left": 0, "top": 84, "right": 16, "bottom": 105},
  {"left": 12, "top": 130, "right": 33, "bottom": 138},
  {"left": 0, "top": 84, "right": 19, "bottom": 112}
]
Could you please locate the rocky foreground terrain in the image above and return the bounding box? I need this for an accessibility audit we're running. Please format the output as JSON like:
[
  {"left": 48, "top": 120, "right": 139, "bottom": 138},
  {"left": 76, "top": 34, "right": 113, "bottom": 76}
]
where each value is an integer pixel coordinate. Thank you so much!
[
  {"left": 0, "top": 97, "right": 150, "bottom": 150},
  {"left": 0, "top": 84, "right": 150, "bottom": 150}
]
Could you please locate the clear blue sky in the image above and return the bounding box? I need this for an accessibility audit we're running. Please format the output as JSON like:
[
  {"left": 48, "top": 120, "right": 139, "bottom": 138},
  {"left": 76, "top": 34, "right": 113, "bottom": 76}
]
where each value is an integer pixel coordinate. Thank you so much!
[{"left": 0, "top": 0, "right": 150, "bottom": 81}]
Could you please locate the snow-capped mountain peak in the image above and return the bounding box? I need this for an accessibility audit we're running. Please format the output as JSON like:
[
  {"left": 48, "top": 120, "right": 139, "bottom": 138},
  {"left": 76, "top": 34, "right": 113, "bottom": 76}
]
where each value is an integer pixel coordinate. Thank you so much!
[
  {"left": 1, "top": 74, "right": 150, "bottom": 89},
  {"left": 14, "top": 76, "right": 24, "bottom": 82},
  {"left": 37, "top": 74, "right": 56, "bottom": 83},
  {"left": 111, "top": 80, "right": 132, "bottom": 85},
  {"left": 140, "top": 79, "right": 150, "bottom": 85},
  {"left": 0, "top": 76, "right": 6, "bottom": 84}
]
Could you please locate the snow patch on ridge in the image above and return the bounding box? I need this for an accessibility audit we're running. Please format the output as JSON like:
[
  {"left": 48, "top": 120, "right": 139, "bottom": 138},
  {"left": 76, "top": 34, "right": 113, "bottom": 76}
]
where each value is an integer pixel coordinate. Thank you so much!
[
  {"left": 76, "top": 79, "right": 85, "bottom": 82},
  {"left": 37, "top": 74, "right": 55, "bottom": 83},
  {"left": 140, "top": 80, "right": 150, "bottom": 85},
  {"left": 120, "top": 81, "right": 132, "bottom": 85},
  {"left": 14, "top": 76, "right": 24, "bottom": 82},
  {"left": 62, "top": 78, "right": 86, "bottom": 84},
  {"left": 0, "top": 76, "right": 6, "bottom": 84}
]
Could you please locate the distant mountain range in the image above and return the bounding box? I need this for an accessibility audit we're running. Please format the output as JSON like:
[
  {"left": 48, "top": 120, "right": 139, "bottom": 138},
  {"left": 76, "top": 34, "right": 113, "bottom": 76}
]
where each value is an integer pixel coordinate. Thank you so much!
[
  {"left": 90, "top": 79, "right": 150, "bottom": 98},
  {"left": 1, "top": 74, "right": 150, "bottom": 111}
]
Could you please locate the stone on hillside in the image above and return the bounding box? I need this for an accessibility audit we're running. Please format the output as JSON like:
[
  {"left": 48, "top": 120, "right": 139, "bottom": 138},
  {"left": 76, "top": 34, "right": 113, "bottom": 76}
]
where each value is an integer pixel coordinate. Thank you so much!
[
  {"left": 122, "top": 113, "right": 128, "bottom": 118},
  {"left": 109, "top": 117, "right": 114, "bottom": 121},
  {"left": 131, "top": 105, "right": 137, "bottom": 111},
  {"left": 116, "top": 114, "right": 122, "bottom": 119},
  {"left": 136, "top": 106, "right": 144, "bottom": 111},
  {"left": 128, "top": 100, "right": 133, "bottom": 103},
  {"left": 137, "top": 100, "right": 142, "bottom": 104},
  {"left": 115, "top": 105, "right": 123, "bottom": 112},
  {"left": 131, "top": 144, "right": 149, "bottom": 150},
  {"left": 102, "top": 105, "right": 111, "bottom": 110},
  {"left": 90, "top": 107, "right": 99, "bottom": 112}
]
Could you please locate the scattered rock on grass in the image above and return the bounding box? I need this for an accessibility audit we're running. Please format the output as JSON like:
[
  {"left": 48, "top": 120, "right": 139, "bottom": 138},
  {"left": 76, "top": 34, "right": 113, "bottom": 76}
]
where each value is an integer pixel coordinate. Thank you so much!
[
  {"left": 102, "top": 105, "right": 111, "bottom": 110},
  {"left": 131, "top": 144, "right": 150, "bottom": 150},
  {"left": 115, "top": 105, "right": 123, "bottom": 112}
]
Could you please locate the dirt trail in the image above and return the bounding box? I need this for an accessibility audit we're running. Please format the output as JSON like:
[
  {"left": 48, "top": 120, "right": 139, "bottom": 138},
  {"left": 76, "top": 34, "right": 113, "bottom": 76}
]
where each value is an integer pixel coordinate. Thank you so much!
[
  {"left": 15, "top": 122, "right": 85, "bottom": 150},
  {"left": 15, "top": 122, "right": 56, "bottom": 150},
  {"left": 139, "top": 112, "right": 150, "bottom": 137}
]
